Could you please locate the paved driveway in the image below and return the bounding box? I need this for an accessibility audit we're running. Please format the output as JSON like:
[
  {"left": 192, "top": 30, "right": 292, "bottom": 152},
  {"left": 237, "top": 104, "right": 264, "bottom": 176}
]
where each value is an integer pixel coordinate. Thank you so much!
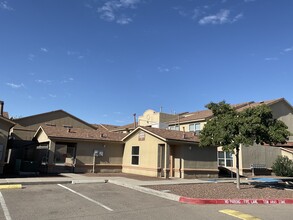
[{"left": 0, "top": 183, "right": 292, "bottom": 220}]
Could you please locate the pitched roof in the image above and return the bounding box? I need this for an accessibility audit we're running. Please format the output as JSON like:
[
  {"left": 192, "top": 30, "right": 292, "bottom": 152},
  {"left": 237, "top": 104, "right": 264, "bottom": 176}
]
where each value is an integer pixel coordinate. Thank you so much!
[
  {"left": 170, "top": 98, "right": 288, "bottom": 125},
  {"left": 38, "top": 125, "right": 126, "bottom": 142},
  {"left": 0, "top": 115, "right": 15, "bottom": 127},
  {"left": 111, "top": 122, "right": 136, "bottom": 131},
  {"left": 13, "top": 109, "right": 96, "bottom": 129},
  {"left": 122, "top": 126, "right": 199, "bottom": 143}
]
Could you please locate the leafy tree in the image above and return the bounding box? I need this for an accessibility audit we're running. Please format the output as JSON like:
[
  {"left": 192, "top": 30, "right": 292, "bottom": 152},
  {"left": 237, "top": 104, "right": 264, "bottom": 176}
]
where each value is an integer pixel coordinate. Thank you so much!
[{"left": 199, "top": 101, "right": 290, "bottom": 189}]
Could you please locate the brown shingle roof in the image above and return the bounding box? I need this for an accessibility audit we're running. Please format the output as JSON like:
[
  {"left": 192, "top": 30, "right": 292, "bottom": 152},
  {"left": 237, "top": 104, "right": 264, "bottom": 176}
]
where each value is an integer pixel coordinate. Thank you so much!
[
  {"left": 130, "top": 126, "right": 199, "bottom": 143},
  {"left": 91, "top": 124, "right": 120, "bottom": 131},
  {"left": 40, "top": 125, "right": 126, "bottom": 142},
  {"left": 3, "top": 112, "right": 9, "bottom": 118},
  {"left": 171, "top": 98, "right": 287, "bottom": 124}
]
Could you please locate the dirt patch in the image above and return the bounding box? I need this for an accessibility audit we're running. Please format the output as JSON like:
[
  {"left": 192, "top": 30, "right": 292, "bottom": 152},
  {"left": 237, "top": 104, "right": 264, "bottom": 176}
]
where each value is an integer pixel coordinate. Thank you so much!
[{"left": 146, "top": 182, "right": 293, "bottom": 199}]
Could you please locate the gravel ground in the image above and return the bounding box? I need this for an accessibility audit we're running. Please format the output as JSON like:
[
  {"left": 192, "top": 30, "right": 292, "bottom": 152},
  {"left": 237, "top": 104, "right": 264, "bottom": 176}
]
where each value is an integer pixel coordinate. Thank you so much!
[{"left": 146, "top": 182, "right": 293, "bottom": 199}]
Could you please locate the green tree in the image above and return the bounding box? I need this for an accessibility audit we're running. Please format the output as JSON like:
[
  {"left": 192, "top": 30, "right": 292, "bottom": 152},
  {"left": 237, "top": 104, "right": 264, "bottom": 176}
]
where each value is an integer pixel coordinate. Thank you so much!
[{"left": 199, "top": 101, "right": 290, "bottom": 189}]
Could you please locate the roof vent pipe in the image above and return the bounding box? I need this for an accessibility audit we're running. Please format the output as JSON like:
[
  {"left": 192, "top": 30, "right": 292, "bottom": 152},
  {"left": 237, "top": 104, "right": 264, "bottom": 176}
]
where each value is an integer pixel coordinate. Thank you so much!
[{"left": 0, "top": 100, "right": 4, "bottom": 116}]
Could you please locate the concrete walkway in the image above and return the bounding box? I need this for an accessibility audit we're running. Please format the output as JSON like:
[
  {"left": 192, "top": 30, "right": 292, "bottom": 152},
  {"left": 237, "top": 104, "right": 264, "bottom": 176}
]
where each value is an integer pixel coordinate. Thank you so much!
[{"left": 0, "top": 173, "right": 230, "bottom": 186}]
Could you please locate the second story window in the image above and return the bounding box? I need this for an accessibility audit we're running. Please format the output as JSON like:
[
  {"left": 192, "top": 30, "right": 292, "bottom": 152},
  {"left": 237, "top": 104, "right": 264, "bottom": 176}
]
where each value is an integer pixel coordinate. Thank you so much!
[
  {"left": 169, "top": 125, "right": 179, "bottom": 131},
  {"left": 189, "top": 123, "right": 200, "bottom": 134}
]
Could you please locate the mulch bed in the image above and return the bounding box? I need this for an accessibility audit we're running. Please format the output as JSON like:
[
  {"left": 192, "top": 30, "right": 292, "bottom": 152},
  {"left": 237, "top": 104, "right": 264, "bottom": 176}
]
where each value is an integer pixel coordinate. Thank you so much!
[{"left": 146, "top": 182, "right": 293, "bottom": 199}]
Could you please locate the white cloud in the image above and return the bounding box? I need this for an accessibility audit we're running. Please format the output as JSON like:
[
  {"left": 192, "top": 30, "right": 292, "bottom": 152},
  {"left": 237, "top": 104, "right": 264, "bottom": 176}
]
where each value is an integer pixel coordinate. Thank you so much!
[
  {"left": 117, "top": 16, "right": 132, "bottom": 24},
  {"left": 157, "top": 66, "right": 181, "bottom": 73},
  {"left": 199, "top": 9, "right": 242, "bottom": 25},
  {"left": 6, "top": 82, "right": 24, "bottom": 89},
  {"left": 284, "top": 47, "right": 293, "bottom": 52},
  {"left": 264, "top": 57, "right": 278, "bottom": 61},
  {"left": 28, "top": 54, "right": 35, "bottom": 61},
  {"left": 49, "top": 94, "right": 57, "bottom": 98},
  {"left": 40, "top": 48, "right": 48, "bottom": 52},
  {"left": 97, "top": 0, "right": 141, "bottom": 24},
  {"left": 35, "top": 79, "right": 52, "bottom": 84},
  {"left": 0, "top": 1, "right": 13, "bottom": 11}
]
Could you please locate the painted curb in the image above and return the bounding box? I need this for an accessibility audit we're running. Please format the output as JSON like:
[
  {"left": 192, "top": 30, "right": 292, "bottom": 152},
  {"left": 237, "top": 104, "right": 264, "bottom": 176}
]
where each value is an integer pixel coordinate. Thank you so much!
[
  {"left": 0, "top": 184, "right": 22, "bottom": 189},
  {"left": 179, "top": 197, "right": 293, "bottom": 205}
]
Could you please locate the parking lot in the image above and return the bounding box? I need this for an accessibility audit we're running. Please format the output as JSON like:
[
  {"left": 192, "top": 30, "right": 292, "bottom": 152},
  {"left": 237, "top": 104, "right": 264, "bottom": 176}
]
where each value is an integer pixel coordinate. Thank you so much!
[{"left": 0, "top": 183, "right": 292, "bottom": 220}]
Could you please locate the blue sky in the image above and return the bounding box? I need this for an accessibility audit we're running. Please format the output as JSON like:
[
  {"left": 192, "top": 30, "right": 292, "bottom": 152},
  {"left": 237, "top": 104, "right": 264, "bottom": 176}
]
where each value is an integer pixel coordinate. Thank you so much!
[{"left": 1, "top": 0, "right": 293, "bottom": 125}]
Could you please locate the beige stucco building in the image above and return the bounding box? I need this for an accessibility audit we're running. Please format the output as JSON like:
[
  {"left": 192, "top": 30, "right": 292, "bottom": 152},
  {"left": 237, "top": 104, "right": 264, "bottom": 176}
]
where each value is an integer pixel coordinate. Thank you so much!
[
  {"left": 122, "top": 126, "right": 218, "bottom": 178},
  {"left": 167, "top": 98, "right": 293, "bottom": 176}
]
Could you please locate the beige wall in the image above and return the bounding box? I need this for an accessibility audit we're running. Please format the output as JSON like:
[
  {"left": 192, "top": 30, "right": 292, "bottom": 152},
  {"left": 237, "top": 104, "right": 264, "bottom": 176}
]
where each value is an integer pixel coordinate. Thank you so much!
[
  {"left": 75, "top": 141, "right": 124, "bottom": 173},
  {"left": 139, "top": 109, "right": 177, "bottom": 128},
  {"left": 123, "top": 130, "right": 164, "bottom": 177},
  {"left": 281, "top": 150, "right": 293, "bottom": 160},
  {"left": 179, "top": 121, "right": 206, "bottom": 132}
]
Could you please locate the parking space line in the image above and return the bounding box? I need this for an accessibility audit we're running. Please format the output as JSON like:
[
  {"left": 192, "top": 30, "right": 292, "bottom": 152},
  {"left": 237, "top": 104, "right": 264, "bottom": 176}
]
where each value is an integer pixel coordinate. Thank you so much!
[
  {"left": 219, "top": 209, "right": 261, "bottom": 220},
  {"left": 0, "top": 192, "right": 12, "bottom": 220},
  {"left": 57, "top": 184, "right": 113, "bottom": 211}
]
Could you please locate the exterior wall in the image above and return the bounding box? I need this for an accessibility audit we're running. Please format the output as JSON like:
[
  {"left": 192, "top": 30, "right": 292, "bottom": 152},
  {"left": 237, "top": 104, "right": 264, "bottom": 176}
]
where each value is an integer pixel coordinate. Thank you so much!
[
  {"left": 182, "top": 144, "right": 218, "bottom": 178},
  {"left": 10, "top": 128, "right": 35, "bottom": 140},
  {"left": 13, "top": 111, "right": 95, "bottom": 141},
  {"left": 281, "top": 150, "right": 293, "bottom": 160},
  {"left": 138, "top": 109, "right": 177, "bottom": 128},
  {"left": 14, "top": 111, "right": 94, "bottom": 130},
  {"left": 0, "top": 120, "right": 13, "bottom": 174},
  {"left": 240, "top": 144, "right": 281, "bottom": 175},
  {"left": 179, "top": 121, "right": 206, "bottom": 132},
  {"left": 122, "top": 131, "right": 164, "bottom": 177},
  {"left": 75, "top": 141, "right": 124, "bottom": 173}
]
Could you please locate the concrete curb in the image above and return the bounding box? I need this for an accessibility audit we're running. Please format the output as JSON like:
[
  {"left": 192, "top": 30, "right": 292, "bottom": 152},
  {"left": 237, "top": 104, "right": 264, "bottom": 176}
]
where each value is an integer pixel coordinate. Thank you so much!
[
  {"left": 179, "top": 197, "right": 293, "bottom": 205},
  {"left": 0, "top": 184, "right": 22, "bottom": 189},
  {"left": 71, "top": 179, "right": 107, "bottom": 184},
  {"left": 109, "top": 180, "right": 180, "bottom": 202}
]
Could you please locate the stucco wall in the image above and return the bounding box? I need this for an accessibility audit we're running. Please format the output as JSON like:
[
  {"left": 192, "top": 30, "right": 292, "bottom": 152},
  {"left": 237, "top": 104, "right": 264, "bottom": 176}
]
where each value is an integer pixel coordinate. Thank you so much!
[
  {"left": 240, "top": 144, "right": 281, "bottom": 171},
  {"left": 281, "top": 150, "right": 293, "bottom": 160},
  {"left": 182, "top": 144, "right": 218, "bottom": 178}
]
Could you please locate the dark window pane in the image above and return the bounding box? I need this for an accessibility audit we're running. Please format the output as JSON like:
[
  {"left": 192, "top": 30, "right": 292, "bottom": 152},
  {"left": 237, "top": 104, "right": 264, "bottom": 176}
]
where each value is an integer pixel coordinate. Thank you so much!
[
  {"left": 132, "top": 156, "right": 139, "bottom": 165},
  {"left": 132, "top": 146, "right": 139, "bottom": 155}
]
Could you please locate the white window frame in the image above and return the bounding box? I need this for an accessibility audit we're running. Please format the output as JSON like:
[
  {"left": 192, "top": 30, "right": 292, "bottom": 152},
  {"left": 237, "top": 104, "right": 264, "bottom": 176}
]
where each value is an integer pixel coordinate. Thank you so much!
[
  {"left": 189, "top": 123, "right": 200, "bottom": 134},
  {"left": 218, "top": 151, "right": 233, "bottom": 167}
]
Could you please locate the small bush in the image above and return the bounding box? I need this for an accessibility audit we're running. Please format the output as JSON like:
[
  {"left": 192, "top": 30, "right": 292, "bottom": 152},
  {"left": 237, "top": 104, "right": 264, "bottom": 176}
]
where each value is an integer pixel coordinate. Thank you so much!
[{"left": 272, "top": 156, "right": 293, "bottom": 177}]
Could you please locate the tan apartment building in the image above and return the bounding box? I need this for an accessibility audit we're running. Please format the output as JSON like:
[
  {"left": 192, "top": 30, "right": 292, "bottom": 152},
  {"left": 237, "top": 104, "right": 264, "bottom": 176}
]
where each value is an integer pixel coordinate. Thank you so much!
[{"left": 169, "top": 98, "right": 293, "bottom": 176}]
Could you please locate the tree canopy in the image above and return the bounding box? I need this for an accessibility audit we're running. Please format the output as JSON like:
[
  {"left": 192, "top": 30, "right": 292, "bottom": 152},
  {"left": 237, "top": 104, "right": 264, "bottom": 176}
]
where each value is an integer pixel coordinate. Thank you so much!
[
  {"left": 199, "top": 101, "right": 290, "bottom": 189},
  {"left": 199, "top": 101, "right": 290, "bottom": 150}
]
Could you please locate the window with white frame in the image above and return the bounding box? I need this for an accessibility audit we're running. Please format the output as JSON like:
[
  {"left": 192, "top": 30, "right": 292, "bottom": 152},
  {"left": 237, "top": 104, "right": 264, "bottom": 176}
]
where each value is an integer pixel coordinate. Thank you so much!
[
  {"left": 169, "top": 125, "right": 179, "bottom": 131},
  {"left": 131, "top": 146, "right": 139, "bottom": 165},
  {"left": 189, "top": 123, "right": 201, "bottom": 134},
  {"left": 218, "top": 151, "right": 233, "bottom": 167}
]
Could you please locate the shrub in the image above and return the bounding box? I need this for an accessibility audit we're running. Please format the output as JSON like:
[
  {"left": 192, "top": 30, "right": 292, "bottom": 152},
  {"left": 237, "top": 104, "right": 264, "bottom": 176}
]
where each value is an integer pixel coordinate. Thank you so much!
[{"left": 272, "top": 156, "right": 293, "bottom": 177}]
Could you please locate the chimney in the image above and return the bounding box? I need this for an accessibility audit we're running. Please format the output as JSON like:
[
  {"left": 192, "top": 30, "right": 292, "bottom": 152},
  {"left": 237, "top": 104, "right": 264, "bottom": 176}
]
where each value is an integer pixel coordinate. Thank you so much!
[
  {"left": 133, "top": 113, "right": 137, "bottom": 128},
  {"left": 0, "top": 100, "right": 3, "bottom": 116}
]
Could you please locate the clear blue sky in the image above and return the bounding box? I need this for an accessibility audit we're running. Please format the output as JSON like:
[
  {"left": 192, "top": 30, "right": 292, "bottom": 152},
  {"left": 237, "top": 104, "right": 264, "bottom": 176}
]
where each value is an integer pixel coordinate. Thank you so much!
[{"left": 1, "top": 0, "right": 293, "bottom": 125}]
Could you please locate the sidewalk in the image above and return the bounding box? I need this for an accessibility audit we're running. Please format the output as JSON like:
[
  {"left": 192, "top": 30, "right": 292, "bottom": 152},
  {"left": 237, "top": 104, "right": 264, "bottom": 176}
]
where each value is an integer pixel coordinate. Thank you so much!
[{"left": 0, "top": 173, "right": 225, "bottom": 186}]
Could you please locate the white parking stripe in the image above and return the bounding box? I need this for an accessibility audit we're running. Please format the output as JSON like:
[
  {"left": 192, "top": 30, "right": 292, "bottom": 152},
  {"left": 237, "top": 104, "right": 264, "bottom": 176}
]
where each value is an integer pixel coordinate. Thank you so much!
[
  {"left": 57, "top": 184, "right": 113, "bottom": 211},
  {"left": 0, "top": 192, "right": 12, "bottom": 220}
]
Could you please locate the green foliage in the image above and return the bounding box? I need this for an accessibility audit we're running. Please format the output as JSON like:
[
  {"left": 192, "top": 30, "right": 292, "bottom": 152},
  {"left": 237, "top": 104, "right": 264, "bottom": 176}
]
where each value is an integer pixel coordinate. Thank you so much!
[
  {"left": 199, "top": 102, "right": 290, "bottom": 151},
  {"left": 272, "top": 156, "right": 293, "bottom": 177}
]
